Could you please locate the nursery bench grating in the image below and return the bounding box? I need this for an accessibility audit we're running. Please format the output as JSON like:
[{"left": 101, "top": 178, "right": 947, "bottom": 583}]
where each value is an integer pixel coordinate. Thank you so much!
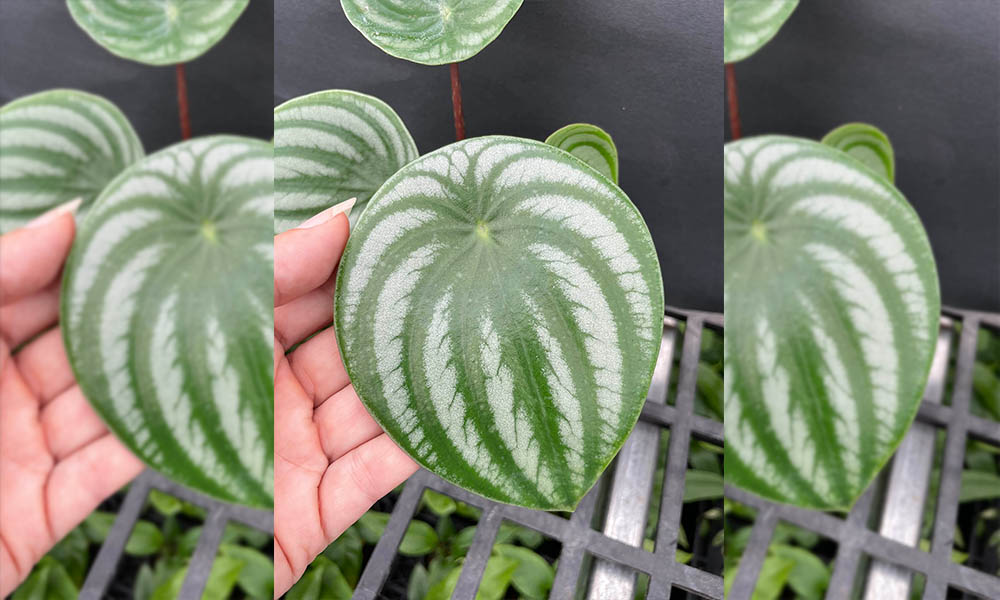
[
  {"left": 726, "top": 306, "right": 1000, "bottom": 600},
  {"left": 352, "top": 307, "right": 726, "bottom": 600},
  {"left": 78, "top": 469, "right": 274, "bottom": 599}
]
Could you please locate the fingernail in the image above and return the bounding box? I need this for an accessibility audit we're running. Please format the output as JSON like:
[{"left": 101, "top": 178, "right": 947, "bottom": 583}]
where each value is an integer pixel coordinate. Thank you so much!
[
  {"left": 25, "top": 198, "right": 83, "bottom": 229},
  {"left": 297, "top": 198, "right": 356, "bottom": 229}
]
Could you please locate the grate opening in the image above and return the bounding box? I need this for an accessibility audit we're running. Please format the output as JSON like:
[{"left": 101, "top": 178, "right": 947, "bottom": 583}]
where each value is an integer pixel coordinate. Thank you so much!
[
  {"left": 677, "top": 435, "right": 724, "bottom": 572},
  {"left": 489, "top": 522, "right": 562, "bottom": 599},
  {"left": 946, "top": 584, "right": 993, "bottom": 600},
  {"left": 677, "top": 591, "right": 716, "bottom": 600},
  {"left": 581, "top": 550, "right": 651, "bottom": 599}
]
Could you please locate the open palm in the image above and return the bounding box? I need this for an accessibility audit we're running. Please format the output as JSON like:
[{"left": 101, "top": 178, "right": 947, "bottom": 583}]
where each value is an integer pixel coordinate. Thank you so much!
[
  {"left": 0, "top": 206, "right": 143, "bottom": 596},
  {"left": 273, "top": 203, "right": 418, "bottom": 597}
]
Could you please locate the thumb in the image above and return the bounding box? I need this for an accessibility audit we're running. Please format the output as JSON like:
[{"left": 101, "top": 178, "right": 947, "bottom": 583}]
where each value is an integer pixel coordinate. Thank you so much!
[{"left": 0, "top": 199, "right": 79, "bottom": 306}]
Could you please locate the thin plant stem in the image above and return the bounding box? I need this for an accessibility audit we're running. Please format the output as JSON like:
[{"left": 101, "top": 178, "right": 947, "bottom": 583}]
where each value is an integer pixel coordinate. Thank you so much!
[
  {"left": 176, "top": 63, "right": 192, "bottom": 140},
  {"left": 725, "top": 62, "right": 742, "bottom": 140},
  {"left": 450, "top": 62, "right": 466, "bottom": 141}
]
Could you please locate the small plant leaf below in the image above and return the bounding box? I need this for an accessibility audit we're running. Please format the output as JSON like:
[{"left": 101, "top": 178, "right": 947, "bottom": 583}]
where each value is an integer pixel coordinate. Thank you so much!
[
  {"left": 724, "top": 135, "right": 939, "bottom": 510},
  {"left": 340, "top": 0, "right": 523, "bottom": 65},
  {"left": 61, "top": 136, "right": 274, "bottom": 508},
  {"left": 821, "top": 122, "right": 896, "bottom": 183},
  {"left": 335, "top": 136, "right": 664, "bottom": 510},
  {"left": 273, "top": 90, "right": 418, "bottom": 233},
  {"left": 545, "top": 123, "right": 619, "bottom": 184},
  {"left": 66, "top": 0, "right": 249, "bottom": 65},
  {"left": 723, "top": 0, "right": 798, "bottom": 63},
  {"left": 0, "top": 89, "right": 143, "bottom": 233}
]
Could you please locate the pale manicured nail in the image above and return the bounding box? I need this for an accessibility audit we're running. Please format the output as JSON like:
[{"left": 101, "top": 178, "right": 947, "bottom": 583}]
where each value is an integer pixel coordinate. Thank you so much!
[
  {"left": 25, "top": 198, "right": 83, "bottom": 229},
  {"left": 297, "top": 198, "right": 356, "bottom": 229}
]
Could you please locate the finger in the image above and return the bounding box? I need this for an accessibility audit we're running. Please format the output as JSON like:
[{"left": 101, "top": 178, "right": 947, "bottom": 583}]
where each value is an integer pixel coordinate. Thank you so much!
[
  {"left": 274, "top": 352, "right": 330, "bottom": 593},
  {"left": 318, "top": 434, "right": 418, "bottom": 541},
  {"left": 274, "top": 352, "right": 328, "bottom": 473},
  {"left": 314, "top": 384, "right": 383, "bottom": 461},
  {"left": 274, "top": 211, "right": 349, "bottom": 308},
  {"left": 13, "top": 328, "right": 74, "bottom": 404},
  {"left": 273, "top": 447, "right": 323, "bottom": 595},
  {"left": 0, "top": 339, "right": 50, "bottom": 464},
  {"left": 274, "top": 335, "right": 285, "bottom": 378},
  {"left": 0, "top": 281, "right": 60, "bottom": 347},
  {"left": 41, "top": 386, "right": 107, "bottom": 459},
  {"left": 46, "top": 434, "right": 143, "bottom": 541},
  {"left": 273, "top": 539, "right": 295, "bottom": 600},
  {"left": 0, "top": 205, "right": 76, "bottom": 306},
  {"left": 287, "top": 328, "right": 350, "bottom": 406},
  {"left": 0, "top": 458, "right": 50, "bottom": 596},
  {"left": 274, "top": 275, "right": 335, "bottom": 349},
  {"left": 1, "top": 535, "right": 25, "bottom": 597}
]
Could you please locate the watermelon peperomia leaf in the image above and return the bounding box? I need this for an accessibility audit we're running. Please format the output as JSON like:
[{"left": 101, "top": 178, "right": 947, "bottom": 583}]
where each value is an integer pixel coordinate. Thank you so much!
[
  {"left": 821, "top": 122, "right": 896, "bottom": 183},
  {"left": 340, "top": 0, "right": 523, "bottom": 65},
  {"left": 0, "top": 89, "right": 143, "bottom": 233},
  {"left": 724, "top": 135, "right": 939, "bottom": 510},
  {"left": 334, "top": 136, "right": 664, "bottom": 510},
  {"left": 273, "top": 90, "right": 418, "bottom": 233},
  {"left": 724, "top": 0, "right": 798, "bottom": 63},
  {"left": 545, "top": 123, "right": 619, "bottom": 184},
  {"left": 66, "top": 0, "right": 249, "bottom": 65},
  {"left": 61, "top": 136, "right": 274, "bottom": 508}
]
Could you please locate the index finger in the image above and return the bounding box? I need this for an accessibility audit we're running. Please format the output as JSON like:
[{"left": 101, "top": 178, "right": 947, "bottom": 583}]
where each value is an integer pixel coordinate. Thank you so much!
[
  {"left": 274, "top": 208, "right": 351, "bottom": 308},
  {"left": 0, "top": 205, "right": 76, "bottom": 306}
]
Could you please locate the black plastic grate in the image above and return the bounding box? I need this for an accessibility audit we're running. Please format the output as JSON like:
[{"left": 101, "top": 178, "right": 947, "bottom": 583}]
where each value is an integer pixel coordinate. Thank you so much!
[
  {"left": 725, "top": 307, "right": 1000, "bottom": 600},
  {"left": 78, "top": 469, "right": 274, "bottom": 599},
  {"left": 352, "top": 307, "right": 725, "bottom": 600}
]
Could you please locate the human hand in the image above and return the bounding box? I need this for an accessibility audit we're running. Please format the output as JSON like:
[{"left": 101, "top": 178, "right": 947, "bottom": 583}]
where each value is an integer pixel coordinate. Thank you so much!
[
  {"left": 273, "top": 200, "right": 418, "bottom": 597},
  {"left": 0, "top": 201, "right": 144, "bottom": 596}
]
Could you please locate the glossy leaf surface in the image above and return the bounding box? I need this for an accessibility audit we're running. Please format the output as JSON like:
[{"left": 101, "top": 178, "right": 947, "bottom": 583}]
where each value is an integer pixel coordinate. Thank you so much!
[
  {"left": 66, "top": 0, "right": 249, "bottom": 65},
  {"left": 335, "top": 136, "right": 663, "bottom": 509},
  {"left": 545, "top": 123, "right": 619, "bottom": 183},
  {"left": 821, "top": 122, "right": 896, "bottom": 183},
  {"left": 274, "top": 90, "right": 417, "bottom": 233},
  {"left": 0, "top": 89, "right": 143, "bottom": 233},
  {"left": 724, "top": 0, "right": 798, "bottom": 63},
  {"left": 724, "top": 136, "right": 939, "bottom": 510},
  {"left": 340, "top": 0, "right": 523, "bottom": 65},
  {"left": 61, "top": 136, "right": 274, "bottom": 508}
]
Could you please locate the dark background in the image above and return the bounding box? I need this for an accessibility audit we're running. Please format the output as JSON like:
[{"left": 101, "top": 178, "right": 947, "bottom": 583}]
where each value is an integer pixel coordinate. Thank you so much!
[
  {"left": 0, "top": 0, "right": 274, "bottom": 153},
  {"left": 276, "top": 0, "right": 724, "bottom": 312},
  {"left": 726, "top": 0, "right": 1000, "bottom": 312}
]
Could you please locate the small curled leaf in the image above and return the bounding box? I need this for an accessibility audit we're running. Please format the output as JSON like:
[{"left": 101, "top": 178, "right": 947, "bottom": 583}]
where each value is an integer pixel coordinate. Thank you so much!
[
  {"left": 545, "top": 123, "right": 619, "bottom": 183},
  {"left": 821, "top": 122, "right": 896, "bottom": 183}
]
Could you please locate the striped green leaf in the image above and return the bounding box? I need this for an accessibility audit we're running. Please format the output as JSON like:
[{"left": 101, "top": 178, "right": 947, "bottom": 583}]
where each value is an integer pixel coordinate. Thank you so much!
[
  {"left": 66, "top": 0, "right": 249, "bottom": 65},
  {"left": 545, "top": 123, "right": 619, "bottom": 184},
  {"left": 724, "top": 0, "right": 798, "bottom": 63},
  {"left": 724, "top": 135, "right": 940, "bottom": 510},
  {"left": 61, "top": 136, "right": 274, "bottom": 508},
  {"left": 274, "top": 90, "right": 418, "bottom": 233},
  {"left": 0, "top": 89, "right": 143, "bottom": 233},
  {"left": 340, "top": 0, "right": 523, "bottom": 65},
  {"left": 335, "top": 136, "right": 663, "bottom": 509},
  {"left": 822, "top": 123, "right": 896, "bottom": 183}
]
